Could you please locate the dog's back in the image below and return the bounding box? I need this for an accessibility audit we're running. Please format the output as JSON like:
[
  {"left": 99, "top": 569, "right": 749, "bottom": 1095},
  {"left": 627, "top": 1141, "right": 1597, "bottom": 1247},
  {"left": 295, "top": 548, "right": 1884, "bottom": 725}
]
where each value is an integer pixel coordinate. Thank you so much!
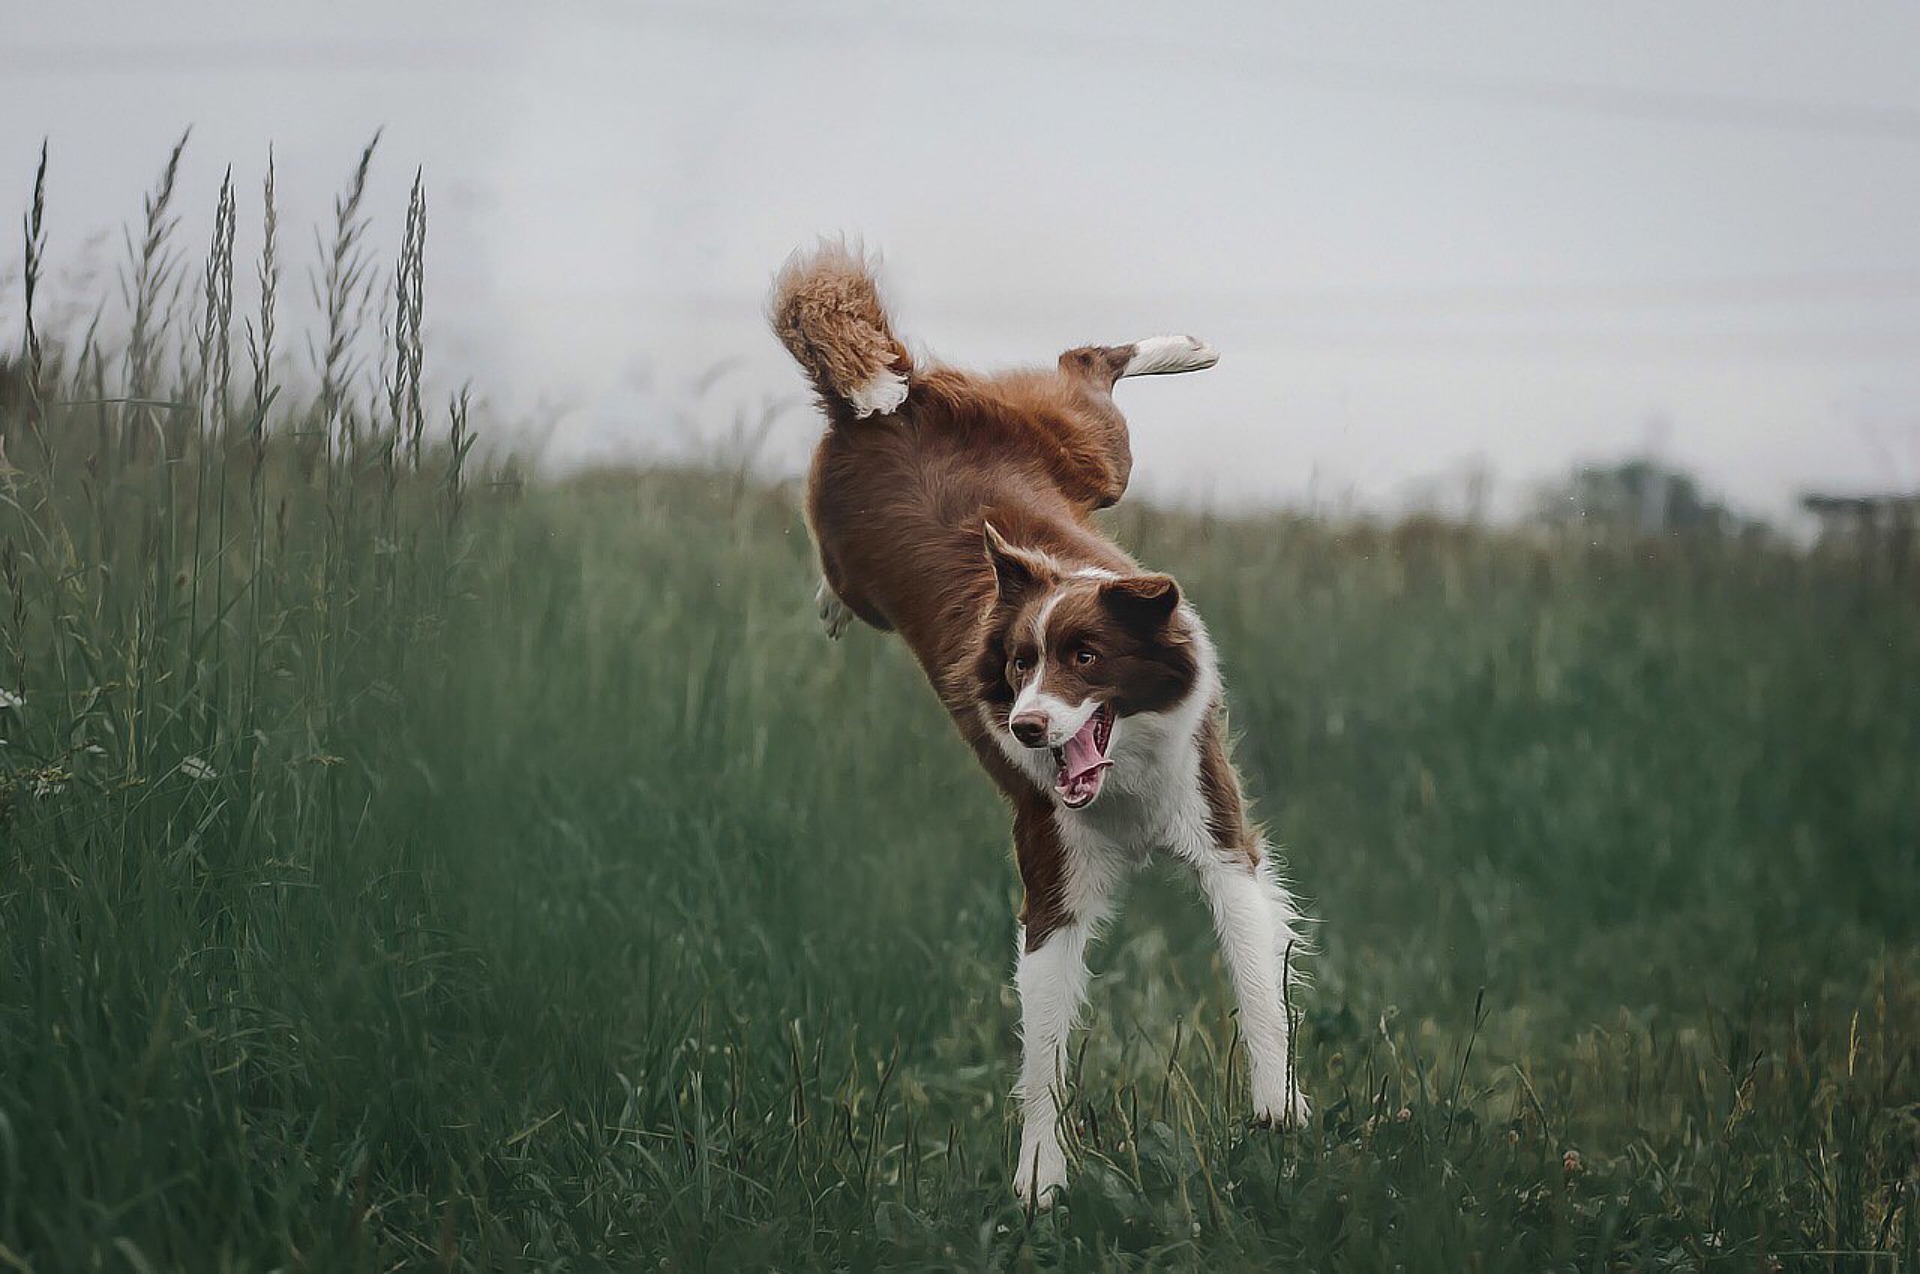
[{"left": 769, "top": 242, "right": 1212, "bottom": 685}]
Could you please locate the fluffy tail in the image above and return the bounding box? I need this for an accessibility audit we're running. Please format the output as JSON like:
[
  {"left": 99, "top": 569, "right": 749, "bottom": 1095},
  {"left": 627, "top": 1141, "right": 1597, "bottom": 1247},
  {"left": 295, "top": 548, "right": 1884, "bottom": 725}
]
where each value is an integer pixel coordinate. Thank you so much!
[{"left": 768, "top": 242, "right": 913, "bottom": 421}]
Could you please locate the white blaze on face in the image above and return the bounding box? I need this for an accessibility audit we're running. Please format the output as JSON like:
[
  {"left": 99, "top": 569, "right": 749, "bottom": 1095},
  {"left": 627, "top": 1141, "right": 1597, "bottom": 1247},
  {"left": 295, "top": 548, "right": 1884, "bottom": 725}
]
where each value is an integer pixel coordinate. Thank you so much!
[
  {"left": 1011, "top": 680, "right": 1100, "bottom": 747},
  {"left": 1009, "top": 589, "right": 1099, "bottom": 747}
]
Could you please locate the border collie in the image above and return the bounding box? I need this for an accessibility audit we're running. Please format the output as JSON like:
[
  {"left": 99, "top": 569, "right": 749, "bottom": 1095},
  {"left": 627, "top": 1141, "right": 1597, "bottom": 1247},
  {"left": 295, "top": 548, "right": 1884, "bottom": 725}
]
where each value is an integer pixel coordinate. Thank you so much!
[{"left": 769, "top": 244, "right": 1309, "bottom": 1206}]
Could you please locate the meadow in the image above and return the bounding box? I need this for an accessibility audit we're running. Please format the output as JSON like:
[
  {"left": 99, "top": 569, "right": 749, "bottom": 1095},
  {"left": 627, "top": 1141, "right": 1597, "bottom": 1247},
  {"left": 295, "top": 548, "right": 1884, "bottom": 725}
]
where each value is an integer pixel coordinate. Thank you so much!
[{"left": 1, "top": 146, "right": 1917, "bottom": 1271}]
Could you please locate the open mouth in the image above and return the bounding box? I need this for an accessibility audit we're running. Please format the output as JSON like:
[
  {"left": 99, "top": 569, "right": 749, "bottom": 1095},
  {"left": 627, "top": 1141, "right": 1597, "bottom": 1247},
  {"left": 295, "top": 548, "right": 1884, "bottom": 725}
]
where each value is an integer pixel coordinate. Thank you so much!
[{"left": 1050, "top": 703, "right": 1115, "bottom": 809}]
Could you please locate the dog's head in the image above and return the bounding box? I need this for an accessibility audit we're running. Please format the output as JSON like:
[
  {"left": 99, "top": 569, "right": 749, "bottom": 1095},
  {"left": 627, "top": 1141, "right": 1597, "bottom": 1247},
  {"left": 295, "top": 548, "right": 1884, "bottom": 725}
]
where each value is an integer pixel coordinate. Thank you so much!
[{"left": 973, "top": 523, "right": 1200, "bottom": 808}]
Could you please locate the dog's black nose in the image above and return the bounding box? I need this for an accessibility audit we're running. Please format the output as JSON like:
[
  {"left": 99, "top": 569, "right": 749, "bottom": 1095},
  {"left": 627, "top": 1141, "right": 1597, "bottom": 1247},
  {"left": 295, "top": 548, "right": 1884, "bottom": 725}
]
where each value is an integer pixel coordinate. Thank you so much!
[{"left": 1009, "top": 714, "right": 1049, "bottom": 748}]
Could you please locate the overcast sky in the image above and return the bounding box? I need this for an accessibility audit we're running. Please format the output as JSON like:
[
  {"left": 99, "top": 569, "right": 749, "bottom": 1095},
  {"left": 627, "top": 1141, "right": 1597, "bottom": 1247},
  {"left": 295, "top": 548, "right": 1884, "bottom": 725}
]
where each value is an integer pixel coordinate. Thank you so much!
[{"left": 5, "top": 0, "right": 1919, "bottom": 520}]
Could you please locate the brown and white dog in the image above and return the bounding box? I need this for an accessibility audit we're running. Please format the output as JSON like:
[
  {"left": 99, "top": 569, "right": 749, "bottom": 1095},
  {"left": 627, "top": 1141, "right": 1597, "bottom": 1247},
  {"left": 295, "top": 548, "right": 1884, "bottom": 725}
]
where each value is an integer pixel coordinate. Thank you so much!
[{"left": 769, "top": 244, "right": 1309, "bottom": 1205}]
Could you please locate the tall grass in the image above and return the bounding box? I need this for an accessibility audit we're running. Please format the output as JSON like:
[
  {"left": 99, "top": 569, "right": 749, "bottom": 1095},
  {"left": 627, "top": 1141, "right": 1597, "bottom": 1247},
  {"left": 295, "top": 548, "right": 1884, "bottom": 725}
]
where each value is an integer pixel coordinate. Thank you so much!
[
  {"left": 2, "top": 143, "right": 1917, "bottom": 1272},
  {"left": 2, "top": 139, "right": 481, "bottom": 1268}
]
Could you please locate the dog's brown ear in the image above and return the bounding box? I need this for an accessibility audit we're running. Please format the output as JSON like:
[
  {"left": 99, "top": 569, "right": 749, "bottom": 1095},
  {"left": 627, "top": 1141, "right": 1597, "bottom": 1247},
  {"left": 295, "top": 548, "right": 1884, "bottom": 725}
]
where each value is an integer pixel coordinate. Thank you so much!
[
  {"left": 1061, "top": 336, "right": 1218, "bottom": 389},
  {"left": 1100, "top": 573, "right": 1181, "bottom": 627},
  {"left": 983, "top": 522, "right": 1050, "bottom": 602}
]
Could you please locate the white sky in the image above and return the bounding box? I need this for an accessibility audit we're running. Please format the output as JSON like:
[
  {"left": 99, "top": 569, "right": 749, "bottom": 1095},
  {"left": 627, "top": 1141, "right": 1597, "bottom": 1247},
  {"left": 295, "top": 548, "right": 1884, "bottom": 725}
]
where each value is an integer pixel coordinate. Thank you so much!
[{"left": 5, "top": 0, "right": 1919, "bottom": 521}]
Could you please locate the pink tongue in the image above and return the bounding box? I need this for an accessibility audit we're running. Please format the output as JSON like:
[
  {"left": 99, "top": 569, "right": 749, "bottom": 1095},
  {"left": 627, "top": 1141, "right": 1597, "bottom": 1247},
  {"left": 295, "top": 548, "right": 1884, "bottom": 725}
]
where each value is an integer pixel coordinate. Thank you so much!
[{"left": 1062, "top": 717, "right": 1110, "bottom": 782}]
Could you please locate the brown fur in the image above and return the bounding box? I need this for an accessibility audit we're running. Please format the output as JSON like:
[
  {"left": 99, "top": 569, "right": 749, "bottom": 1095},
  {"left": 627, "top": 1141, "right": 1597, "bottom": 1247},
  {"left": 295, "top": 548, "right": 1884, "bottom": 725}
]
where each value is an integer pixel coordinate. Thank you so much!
[
  {"left": 774, "top": 247, "right": 1244, "bottom": 946},
  {"left": 768, "top": 241, "right": 913, "bottom": 424},
  {"left": 805, "top": 362, "right": 1147, "bottom": 697},
  {"left": 1198, "top": 710, "right": 1260, "bottom": 868},
  {"left": 1011, "top": 792, "right": 1074, "bottom": 943},
  {"left": 971, "top": 565, "right": 1198, "bottom": 727}
]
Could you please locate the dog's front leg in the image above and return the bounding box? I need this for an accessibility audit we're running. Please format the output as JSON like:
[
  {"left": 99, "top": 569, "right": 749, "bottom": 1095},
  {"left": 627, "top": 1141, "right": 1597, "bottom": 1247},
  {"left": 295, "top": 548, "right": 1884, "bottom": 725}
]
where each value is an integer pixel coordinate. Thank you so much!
[
  {"left": 1010, "top": 805, "right": 1116, "bottom": 1208},
  {"left": 1013, "top": 917, "right": 1092, "bottom": 1207},
  {"left": 1192, "top": 846, "right": 1311, "bottom": 1128}
]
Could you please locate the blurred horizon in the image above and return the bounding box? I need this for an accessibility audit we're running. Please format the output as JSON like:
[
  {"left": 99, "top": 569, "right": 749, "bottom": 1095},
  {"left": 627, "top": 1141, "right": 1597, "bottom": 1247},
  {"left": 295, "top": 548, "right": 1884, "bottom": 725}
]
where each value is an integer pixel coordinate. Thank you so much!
[{"left": 5, "top": 0, "right": 1919, "bottom": 526}]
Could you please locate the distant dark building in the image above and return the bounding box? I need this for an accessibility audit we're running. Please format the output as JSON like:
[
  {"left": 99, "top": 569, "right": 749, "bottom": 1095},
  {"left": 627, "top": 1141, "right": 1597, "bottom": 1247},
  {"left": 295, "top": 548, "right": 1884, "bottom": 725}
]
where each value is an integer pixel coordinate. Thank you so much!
[
  {"left": 1800, "top": 493, "right": 1918, "bottom": 582},
  {"left": 1801, "top": 492, "right": 1920, "bottom": 542}
]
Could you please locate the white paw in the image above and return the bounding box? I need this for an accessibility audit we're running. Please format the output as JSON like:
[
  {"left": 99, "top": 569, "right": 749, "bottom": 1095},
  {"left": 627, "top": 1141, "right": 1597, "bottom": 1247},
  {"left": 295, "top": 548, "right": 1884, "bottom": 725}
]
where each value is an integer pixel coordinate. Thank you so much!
[
  {"left": 1253, "top": 1084, "right": 1311, "bottom": 1131},
  {"left": 1012, "top": 1138, "right": 1068, "bottom": 1209},
  {"left": 1120, "top": 334, "right": 1219, "bottom": 378},
  {"left": 815, "top": 578, "right": 852, "bottom": 640}
]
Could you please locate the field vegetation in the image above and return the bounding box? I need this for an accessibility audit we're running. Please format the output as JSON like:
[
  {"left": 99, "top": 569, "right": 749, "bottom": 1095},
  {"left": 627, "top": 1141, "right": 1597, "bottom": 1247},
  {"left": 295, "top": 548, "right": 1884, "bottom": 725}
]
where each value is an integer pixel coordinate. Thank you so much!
[{"left": 2, "top": 143, "right": 1916, "bottom": 1271}]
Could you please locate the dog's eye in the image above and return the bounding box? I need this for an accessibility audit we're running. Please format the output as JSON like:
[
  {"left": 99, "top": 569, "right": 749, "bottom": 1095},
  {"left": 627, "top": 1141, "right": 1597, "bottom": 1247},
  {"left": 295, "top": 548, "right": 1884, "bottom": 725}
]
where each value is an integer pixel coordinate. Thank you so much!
[
  {"left": 1075, "top": 649, "right": 1098, "bottom": 666},
  {"left": 1011, "top": 656, "right": 1030, "bottom": 676}
]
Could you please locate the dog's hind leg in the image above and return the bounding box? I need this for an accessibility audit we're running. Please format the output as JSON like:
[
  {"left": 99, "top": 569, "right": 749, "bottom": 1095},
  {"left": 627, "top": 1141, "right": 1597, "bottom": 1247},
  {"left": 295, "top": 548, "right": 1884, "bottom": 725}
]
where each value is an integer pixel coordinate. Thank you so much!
[
  {"left": 811, "top": 545, "right": 890, "bottom": 638},
  {"left": 1059, "top": 335, "right": 1219, "bottom": 393},
  {"left": 815, "top": 577, "right": 854, "bottom": 640},
  {"left": 1055, "top": 337, "right": 1219, "bottom": 509},
  {"left": 1112, "top": 335, "right": 1219, "bottom": 379}
]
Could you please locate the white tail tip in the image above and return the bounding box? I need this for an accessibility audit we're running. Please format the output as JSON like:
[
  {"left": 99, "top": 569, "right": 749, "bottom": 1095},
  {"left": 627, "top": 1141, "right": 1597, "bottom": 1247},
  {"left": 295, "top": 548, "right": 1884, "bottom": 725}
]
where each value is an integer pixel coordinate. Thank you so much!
[{"left": 847, "top": 368, "right": 909, "bottom": 418}]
